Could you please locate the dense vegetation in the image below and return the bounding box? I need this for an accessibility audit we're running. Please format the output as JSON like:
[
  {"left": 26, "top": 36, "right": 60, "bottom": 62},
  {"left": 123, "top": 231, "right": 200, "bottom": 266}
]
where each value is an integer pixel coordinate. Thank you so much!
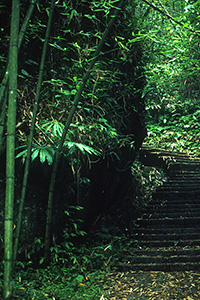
[
  {"left": 142, "top": 0, "right": 200, "bottom": 155},
  {"left": 0, "top": 0, "right": 200, "bottom": 298}
]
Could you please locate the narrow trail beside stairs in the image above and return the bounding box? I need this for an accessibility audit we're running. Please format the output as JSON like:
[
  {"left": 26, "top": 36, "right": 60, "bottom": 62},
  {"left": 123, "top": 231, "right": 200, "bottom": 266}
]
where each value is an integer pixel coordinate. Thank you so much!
[{"left": 104, "top": 146, "right": 200, "bottom": 299}]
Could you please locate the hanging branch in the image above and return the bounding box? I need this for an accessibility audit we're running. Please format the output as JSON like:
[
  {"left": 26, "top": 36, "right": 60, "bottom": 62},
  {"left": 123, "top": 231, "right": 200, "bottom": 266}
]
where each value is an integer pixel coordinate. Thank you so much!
[
  {"left": 13, "top": 0, "right": 55, "bottom": 270},
  {"left": 44, "top": 0, "right": 125, "bottom": 263},
  {"left": 3, "top": 0, "right": 20, "bottom": 298},
  {"left": 0, "top": 0, "right": 38, "bottom": 151}
]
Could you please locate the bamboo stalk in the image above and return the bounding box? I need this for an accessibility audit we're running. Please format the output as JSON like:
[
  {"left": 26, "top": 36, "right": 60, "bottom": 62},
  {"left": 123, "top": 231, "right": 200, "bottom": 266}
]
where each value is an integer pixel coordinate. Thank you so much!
[
  {"left": 0, "top": 0, "right": 38, "bottom": 150},
  {"left": 3, "top": 0, "right": 20, "bottom": 298},
  {"left": 13, "top": 0, "right": 55, "bottom": 270},
  {"left": 0, "top": 86, "right": 8, "bottom": 153}
]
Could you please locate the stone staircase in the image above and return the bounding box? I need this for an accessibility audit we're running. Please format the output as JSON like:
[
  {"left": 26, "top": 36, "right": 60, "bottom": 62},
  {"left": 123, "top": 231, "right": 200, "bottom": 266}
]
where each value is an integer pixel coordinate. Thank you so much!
[{"left": 117, "top": 146, "right": 200, "bottom": 271}]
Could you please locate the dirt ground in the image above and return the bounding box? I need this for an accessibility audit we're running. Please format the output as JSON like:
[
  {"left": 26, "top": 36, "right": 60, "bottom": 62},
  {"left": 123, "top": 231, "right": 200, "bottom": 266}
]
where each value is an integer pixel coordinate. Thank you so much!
[{"left": 101, "top": 270, "right": 200, "bottom": 299}]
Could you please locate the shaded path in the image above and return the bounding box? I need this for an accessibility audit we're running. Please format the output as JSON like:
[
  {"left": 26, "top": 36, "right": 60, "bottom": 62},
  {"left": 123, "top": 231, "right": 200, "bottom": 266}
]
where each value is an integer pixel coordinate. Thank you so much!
[
  {"left": 103, "top": 270, "right": 200, "bottom": 299},
  {"left": 101, "top": 147, "right": 200, "bottom": 299}
]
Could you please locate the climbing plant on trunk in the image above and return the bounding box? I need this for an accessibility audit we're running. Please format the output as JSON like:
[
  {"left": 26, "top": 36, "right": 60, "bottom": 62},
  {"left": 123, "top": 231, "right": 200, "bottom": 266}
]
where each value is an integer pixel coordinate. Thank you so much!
[
  {"left": 44, "top": 0, "right": 126, "bottom": 263},
  {"left": 3, "top": 0, "right": 20, "bottom": 298}
]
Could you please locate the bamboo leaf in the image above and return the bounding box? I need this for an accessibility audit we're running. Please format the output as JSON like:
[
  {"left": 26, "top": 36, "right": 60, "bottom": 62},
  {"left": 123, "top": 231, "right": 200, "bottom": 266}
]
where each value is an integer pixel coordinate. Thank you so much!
[
  {"left": 16, "top": 149, "right": 27, "bottom": 159},
  {"left": 32, "top": 149, "right": 39, "bottom": 161},
  {"left": 39, "top": 149, "right": 46, "bottom": 163}
]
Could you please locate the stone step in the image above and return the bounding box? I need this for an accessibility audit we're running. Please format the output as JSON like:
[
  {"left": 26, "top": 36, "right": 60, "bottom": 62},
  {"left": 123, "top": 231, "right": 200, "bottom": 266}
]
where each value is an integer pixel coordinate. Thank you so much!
[
  {"left": 169, "top": 169, "right": 200, "bottom": 173},
  {"left": 144, "top": 203, "right": 200, "bottom": 208},
  {"left": 168, "top": 163, "right": 200, "bottom": 171},
  {"left": 165, "top": 158, "right": 200, "bottom": 163},
  {"left": 149, "top": 199, "right": 200, "bottom": 206},
  {"left": 155, "top": 189, "right": 200, "bottom": 195},
  {"left": 168, "top": 173, "right": 200, "bottom": 177},
  {"left": 168, "top": 174, "right": 200, "bottom": 179},
  {"left": 139, "top": 146, "right": 194, "bottom": 169},
  {"left": 153, "top": 191, "right": 200, "bottom": 199},
  {"left": 168, "top": 177, "right": 200, "bottom": 181},
  {"left": 166, "top": 158, "right": 200, "bottom": 162},
  {"left": 156, "top": 185, "right": 200, "bottom": 191},
  {"left": 130, "top": 239, "right": 200, "bottom": 248},
  {"left": 143, "top": 211, "right": 200, "bottom": 218},
  {"left": 131, "top": 232, "right": 200, "bottom": 241},
  {"left": 131, "top": 227, "right": 200, "bottom": 235},
  {"left": 140, "top": 146, "right": 190, "bottom": 157},
  {"left": 154, "top": 189, "right": 200, "bottom": 194},
  {"left": 137, "top": 216, "right": 200, "bottom": 228},
  {"left": 168, "top": 171, "right": 200, "bottom": 177},
  {"left": 146, "top": 205, "right": 200, "bottom": 211},
  {"left": 165, "top": 179, "right": 200, "bottom": 183},
  {"left": 145, "top": 206, "right": 200, "bottom": 213},
  {"left": 115, "top": 262, "right": 200, "bottom": 272},
  {"left": 122, "top": 253, "right": 200, "bottom": 265},
  {"left": 158, "top": 204, "right": 200, "bottom": 209},
  {"left": 159, "top": 179, "right": 200, "bottom": 184},
  {"left": 123, "top": 247, "right": 200, "bottom": 256}
]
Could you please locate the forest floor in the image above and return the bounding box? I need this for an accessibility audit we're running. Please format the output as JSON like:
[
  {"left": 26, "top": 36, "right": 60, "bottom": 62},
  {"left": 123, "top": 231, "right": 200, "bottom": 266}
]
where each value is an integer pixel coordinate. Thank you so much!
[{"left": 102, "top": 270, "right": 200, "bottom": 300}]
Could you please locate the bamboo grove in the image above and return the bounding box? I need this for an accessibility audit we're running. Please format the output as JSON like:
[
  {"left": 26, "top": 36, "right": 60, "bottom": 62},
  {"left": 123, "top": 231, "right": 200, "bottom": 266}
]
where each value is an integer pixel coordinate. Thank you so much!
[{"left": 1, "top": 0, "right": 200, "bottom": 298}]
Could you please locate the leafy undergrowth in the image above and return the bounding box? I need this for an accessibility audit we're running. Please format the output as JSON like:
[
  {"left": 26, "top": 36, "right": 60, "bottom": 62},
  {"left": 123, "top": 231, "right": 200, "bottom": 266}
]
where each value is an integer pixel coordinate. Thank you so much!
[
  {"left": 8, "top": 266, "right": 107, "bottom": 299},
  {"left": 0, "top": 259, "right": 104, "bottom": 299},
  {"left": 0, "top": 230, "right": 131, "bottom": 299},
  {"left": 144, "top": 112, "right": 200, "bottom": 157},
  {"left": 2, "top": 256, "right": 200, "bottom": 299},
  {"left": 131, "top": 161, "right": 167, "bottom": 206}
]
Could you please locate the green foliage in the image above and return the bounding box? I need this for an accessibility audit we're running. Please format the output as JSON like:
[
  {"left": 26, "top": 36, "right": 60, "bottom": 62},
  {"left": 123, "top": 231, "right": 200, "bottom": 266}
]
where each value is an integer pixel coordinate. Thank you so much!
[
  {"left": 1, "top": 1, "right": 147, "bottom": 296},
  {"left": 0, "top": 225, "right": 136, "bottom": 299},
  {"left": 17, "top": 237, "right": 44, "bottom": 265},
  {"left": 41, "top": 120, "right": 64, "bottom": 138},
  {"left": 49, "top": 206, "right": 87, "bottom": 264},
  {"left": 16, "top": 144, "right": 55, "bottom": 165},
  {"left": 131, "top": 161, "right": 167, "bottom": 206},
  {"left": 139, "top": 0, "right": 200, "bottom": 155},
  {"left": 12, "top": 0, "right": 144, "bottom": 171},
  {"left": 1, "top": 265, "right": 107, "bottom": 299},
  {"left": 65, "top": 142, "right": 101, "bottom": 156},
  {"left": 145, "top": 113, "right": 200, "bottom": 155}
]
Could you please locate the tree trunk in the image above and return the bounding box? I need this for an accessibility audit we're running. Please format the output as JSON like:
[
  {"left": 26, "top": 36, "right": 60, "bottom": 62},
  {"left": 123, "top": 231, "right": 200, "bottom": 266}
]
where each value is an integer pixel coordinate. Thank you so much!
[
  {"left": 13, "top": 0, "right": 55, "bottom": 271},
  {"left": 44, "top": 0, "right": 125, "bottom": 263},
  {"left": 3, "top": 0, "right": 20, "bottom": 298}
]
